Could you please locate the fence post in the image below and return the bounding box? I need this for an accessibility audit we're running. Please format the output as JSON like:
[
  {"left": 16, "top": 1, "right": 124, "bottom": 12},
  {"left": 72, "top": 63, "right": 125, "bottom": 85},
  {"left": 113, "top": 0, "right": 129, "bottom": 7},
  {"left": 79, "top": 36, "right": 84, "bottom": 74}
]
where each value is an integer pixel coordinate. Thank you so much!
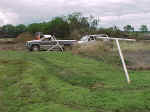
[{"left": 115, "top": 39, "right": 130, "bottom": 84}]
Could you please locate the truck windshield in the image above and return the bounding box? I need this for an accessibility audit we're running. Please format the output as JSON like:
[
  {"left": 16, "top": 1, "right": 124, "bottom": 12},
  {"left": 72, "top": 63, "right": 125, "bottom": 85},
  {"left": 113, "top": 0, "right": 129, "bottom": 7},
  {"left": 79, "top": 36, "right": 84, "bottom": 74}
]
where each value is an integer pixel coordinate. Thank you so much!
[
  {"left": 41, "top": 38, "right": 51, "bottom": 41},
  {"left": 80, "top": 36, "right": 88, "bottom": 41}
]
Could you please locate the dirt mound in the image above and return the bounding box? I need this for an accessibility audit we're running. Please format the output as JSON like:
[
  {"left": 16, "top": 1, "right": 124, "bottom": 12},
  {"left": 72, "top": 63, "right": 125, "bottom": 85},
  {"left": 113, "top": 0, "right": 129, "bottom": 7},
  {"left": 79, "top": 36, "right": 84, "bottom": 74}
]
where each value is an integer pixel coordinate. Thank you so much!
[{"left": 15, "top": 32, "right": 34, "bottom": 43}]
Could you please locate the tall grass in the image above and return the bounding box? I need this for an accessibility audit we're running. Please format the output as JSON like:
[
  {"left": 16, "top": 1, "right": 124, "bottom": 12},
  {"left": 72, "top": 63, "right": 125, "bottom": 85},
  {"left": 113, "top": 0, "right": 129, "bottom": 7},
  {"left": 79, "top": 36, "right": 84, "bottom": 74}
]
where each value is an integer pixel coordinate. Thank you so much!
[{"left": 72, "top": 41, "right": 120, "bottom": 65}]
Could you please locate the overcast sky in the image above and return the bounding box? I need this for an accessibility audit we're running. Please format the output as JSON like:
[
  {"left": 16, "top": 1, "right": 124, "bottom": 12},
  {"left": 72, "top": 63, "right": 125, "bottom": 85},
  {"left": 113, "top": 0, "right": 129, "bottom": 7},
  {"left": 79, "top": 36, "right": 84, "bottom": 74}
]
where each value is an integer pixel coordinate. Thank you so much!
[{"left": 0, "top": 0, "right": 150, "bottom": 30}]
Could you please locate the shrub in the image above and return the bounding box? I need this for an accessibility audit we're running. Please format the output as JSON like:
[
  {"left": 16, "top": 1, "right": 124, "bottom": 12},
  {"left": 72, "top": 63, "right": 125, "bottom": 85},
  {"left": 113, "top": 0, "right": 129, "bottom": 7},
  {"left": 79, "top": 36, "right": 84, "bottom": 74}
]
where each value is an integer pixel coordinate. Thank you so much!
[{"left": 72, "top": 41, "right": 120, "bottom": 65}]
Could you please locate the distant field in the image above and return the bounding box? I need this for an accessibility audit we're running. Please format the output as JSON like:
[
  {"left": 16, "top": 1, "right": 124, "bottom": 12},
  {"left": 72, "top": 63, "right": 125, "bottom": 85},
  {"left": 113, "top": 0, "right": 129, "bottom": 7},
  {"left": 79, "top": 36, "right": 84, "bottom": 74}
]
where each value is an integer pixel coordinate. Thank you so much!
[
  {"left": 0, "top": 38, "right": 15, "bottom": 43},
  {"left": 0, "top": 38, "right": 25, "bottom": 51},
  {"left": 0, "top": 51, "right": 150, "bottom": 112},
  {"left": 119, "top": 41, "right": 150, "bottom": 51},
  {"left": 118, "top": 41, "right": 150, "bottom": 69}
]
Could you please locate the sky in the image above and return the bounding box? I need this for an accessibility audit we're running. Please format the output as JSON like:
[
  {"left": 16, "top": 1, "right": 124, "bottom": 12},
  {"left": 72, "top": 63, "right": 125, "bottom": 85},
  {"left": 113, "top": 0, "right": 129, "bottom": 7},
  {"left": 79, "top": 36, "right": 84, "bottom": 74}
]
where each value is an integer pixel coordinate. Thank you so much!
[{"left": 0, "top": 0, "right": 150, "bottom": 30}]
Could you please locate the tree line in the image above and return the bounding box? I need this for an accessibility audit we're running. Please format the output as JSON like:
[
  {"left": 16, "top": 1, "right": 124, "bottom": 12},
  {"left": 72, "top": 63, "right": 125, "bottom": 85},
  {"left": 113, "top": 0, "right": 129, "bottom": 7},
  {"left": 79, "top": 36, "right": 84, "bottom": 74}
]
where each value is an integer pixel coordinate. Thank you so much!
[{"left": 0, "top": 12, "right": 149, "bottom": 39}]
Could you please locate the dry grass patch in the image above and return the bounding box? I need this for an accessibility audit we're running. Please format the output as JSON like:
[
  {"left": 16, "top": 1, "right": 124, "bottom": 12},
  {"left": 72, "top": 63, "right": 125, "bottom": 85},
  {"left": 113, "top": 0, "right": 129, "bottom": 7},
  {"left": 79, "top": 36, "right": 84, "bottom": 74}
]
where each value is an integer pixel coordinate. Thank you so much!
[{"left": 72, "top": 41, "right": 120, "bottom": 65}]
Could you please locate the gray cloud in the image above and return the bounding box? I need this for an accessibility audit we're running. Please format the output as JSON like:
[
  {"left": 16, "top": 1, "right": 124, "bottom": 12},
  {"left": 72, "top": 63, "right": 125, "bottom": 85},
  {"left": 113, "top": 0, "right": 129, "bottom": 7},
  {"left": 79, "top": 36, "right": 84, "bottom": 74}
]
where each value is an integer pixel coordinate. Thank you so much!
[{"left": 0, "top": 0, "right": 150, "bottom": 30}]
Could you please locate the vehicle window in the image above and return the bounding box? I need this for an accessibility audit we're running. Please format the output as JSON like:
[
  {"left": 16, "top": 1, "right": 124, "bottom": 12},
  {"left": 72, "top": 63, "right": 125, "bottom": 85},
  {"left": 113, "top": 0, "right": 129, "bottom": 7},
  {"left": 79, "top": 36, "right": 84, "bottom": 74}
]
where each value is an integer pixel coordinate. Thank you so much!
[{"left": 42, "top": 38, "right": 50, "bottom": 41}]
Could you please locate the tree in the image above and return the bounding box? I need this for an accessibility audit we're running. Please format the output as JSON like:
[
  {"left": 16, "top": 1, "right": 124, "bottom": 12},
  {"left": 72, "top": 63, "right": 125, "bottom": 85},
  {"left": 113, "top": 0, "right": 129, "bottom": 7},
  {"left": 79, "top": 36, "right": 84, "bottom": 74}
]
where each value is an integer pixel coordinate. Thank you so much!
[
  {"left": 27, "top": 23, "right": 45, "bottom": 34},
  {"left": 67, "top": 12, "right": 86, "bottom": 31},
  {"left": 25, "top": 12, "right": 100, "bottom": 39},
  {"left": 2, "top": 24, "right": 16, "bottom": 35},
  {"left": 15, "top": 24, "right": 27, "bottom": 35},
  {"left": 139, "top": 25, "right": 148, "bottom": 33},
  {"left": 66, "top": 12, "right": 100, "bottom": 39},
  {"left": 89, "top": 16, "right": 100, "bottom": 30},
  {"left": 44, "top": 17, "right": 70, "bottom": 38},
  {"left": 123, "top": 25, "right": 134, "bottom": 32}
]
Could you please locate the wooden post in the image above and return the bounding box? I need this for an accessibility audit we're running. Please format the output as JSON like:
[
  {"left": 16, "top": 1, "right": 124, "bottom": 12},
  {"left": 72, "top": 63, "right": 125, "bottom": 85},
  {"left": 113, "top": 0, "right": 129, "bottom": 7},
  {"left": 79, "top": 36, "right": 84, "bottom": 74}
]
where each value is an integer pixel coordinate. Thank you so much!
[{"left": 115, "top": 39, "right": 130, "bottom": 84}]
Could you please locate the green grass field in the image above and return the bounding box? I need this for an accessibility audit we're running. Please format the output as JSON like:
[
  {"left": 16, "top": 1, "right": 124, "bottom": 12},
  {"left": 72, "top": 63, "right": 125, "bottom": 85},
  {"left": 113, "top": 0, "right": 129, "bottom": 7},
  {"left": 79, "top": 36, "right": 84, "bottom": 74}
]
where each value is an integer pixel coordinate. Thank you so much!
[{"left": 0, "top": 51, "right": 150, "bottom": 112}]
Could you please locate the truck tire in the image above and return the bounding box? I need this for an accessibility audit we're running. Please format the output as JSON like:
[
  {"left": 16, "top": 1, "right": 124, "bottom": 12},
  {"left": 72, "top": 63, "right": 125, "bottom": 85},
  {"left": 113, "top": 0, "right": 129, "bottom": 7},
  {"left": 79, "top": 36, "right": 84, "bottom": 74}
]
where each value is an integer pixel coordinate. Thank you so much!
[{"left": 32, "top": 45, "right": 40, "bottom": 51}]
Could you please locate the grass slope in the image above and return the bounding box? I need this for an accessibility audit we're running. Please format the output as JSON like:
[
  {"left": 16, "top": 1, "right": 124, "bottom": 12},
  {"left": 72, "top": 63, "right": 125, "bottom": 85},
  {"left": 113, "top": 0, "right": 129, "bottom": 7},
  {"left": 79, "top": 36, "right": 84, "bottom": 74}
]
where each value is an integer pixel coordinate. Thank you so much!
[{"left": 0, "top": 51, "right": 150, "bottom": 112}]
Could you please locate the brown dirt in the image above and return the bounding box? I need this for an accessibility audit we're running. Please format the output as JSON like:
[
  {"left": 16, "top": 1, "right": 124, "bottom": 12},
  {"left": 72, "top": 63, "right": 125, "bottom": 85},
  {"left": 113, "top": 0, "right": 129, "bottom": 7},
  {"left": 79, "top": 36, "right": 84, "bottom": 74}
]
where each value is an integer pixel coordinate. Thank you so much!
[
  {"left": 15, "top": 32, "right": 34, "bottom": 43},
  {"left": 0, "top": 32, "right": 33, "bottom": 51},
  {"left": 124, "top": 50, "right": 150, "bottom": 70},
  {"left": 0, "top": 59, "right": 25, "bottom": 65},
  {"left": 0, "top": 43, "right": 26, "bottom": 51}
]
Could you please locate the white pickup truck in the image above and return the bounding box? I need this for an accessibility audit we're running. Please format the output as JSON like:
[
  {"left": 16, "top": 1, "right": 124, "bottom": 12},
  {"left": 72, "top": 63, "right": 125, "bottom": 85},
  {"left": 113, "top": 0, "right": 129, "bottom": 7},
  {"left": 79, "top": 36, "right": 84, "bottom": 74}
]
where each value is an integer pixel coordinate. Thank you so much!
[{"left": 25, "top": 35, "right": 77, "bottom": 51}]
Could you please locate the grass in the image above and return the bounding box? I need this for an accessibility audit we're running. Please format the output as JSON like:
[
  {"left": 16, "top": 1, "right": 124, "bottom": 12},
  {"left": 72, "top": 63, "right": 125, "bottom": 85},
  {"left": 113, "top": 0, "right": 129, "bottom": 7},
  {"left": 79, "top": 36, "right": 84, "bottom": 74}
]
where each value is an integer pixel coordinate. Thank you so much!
[{"left": 0, "top": 51, "right": 150, "bottom": 112}]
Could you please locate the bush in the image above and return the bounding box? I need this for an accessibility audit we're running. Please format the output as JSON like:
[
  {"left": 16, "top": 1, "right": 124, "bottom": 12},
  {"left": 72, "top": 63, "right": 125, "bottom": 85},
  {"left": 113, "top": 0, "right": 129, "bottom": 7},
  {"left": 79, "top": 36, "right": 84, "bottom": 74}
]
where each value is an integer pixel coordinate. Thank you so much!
[
  {"left": 72, "top": 41, "right": 120, "bottom": 65},
  {"left": 70, "top": 30, "right": 82, "bottom": 40}
]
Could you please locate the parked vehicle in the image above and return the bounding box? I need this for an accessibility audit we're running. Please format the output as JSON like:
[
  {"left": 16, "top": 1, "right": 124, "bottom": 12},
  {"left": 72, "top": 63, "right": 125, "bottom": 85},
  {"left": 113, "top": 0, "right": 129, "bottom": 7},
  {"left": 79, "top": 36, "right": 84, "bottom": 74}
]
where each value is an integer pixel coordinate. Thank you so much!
[
  {"left": 78, "top": 34, "right": 110, "bottom": 44},
  {"left": 25, "top": 35, "right": 77, "bottom": 51}
]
